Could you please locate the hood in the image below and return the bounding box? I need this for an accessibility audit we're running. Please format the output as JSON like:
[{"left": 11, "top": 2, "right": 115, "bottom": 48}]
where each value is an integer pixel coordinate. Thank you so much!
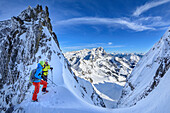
[{"left": 37, "top": 63, "right": 43, "bottom": 69}]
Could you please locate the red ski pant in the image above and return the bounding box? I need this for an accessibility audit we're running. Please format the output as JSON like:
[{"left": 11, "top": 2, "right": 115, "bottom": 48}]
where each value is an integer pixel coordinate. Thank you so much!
[{"left": 32, "top": 80, "right": 47, "bottom": 101}]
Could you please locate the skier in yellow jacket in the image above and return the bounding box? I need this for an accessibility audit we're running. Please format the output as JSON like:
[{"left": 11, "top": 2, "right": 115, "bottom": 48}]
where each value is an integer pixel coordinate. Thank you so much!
[{"left": 42, "top": 60, "right": 53, "bottom": 82}]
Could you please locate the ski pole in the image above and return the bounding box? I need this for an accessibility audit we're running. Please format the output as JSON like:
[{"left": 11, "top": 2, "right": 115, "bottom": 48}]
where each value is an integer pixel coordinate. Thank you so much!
[
  {"left": 48, "top": 84, "right": 57, "bottom": 93},
  {"left": 51, "top": 70, "right": 53, "bottom": 85},
  {"left": 47, "top": 78, "right": 58, "bottom": 87}
]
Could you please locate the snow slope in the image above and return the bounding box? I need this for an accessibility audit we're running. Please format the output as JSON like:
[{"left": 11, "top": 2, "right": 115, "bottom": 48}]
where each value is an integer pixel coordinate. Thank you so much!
[
  {"left": 15, "top": 68, "right": 170, "bottom": 113},
  {"left": 118, "top": 28, "right": 170, "bottom": 108}
]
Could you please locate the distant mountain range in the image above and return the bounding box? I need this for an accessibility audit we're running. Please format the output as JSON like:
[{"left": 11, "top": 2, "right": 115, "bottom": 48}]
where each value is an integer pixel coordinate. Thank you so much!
[
  {"left": 64, "top": 47, "right": 143, "bottom": 108},
  {"left": 64, "top": 47, "right": 143, "bottom": 85}
]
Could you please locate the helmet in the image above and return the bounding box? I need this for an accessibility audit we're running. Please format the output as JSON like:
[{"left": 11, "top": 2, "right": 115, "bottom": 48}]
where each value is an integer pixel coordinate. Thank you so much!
[{"left": 39, "top": 61, "right": 45, "bottom": 66}]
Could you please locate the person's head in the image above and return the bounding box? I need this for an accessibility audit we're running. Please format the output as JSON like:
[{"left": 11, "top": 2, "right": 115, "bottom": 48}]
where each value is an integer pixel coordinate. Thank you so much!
[
  {"left": 39, "top": 61, "right": 45, "bottom": 67},
  {"left": 45, "top": 59, "right": 48, "bottom": 65}
]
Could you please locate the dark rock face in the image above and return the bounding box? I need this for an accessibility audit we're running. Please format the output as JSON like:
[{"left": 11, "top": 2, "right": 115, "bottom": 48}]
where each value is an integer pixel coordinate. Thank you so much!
[{"left": 0, "top": 5, "right": 60, "bottom": 112}]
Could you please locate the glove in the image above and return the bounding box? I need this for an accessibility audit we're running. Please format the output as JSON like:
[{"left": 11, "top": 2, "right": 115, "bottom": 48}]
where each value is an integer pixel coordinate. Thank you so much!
[{"left": 50, "top": 67, "right": 53, "bottom": 70}]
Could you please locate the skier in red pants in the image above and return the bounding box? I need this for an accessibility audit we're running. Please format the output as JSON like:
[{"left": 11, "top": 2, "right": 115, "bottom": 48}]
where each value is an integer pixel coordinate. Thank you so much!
[{"left": 32, "top": 61, "right": 48, "bottom": 102}]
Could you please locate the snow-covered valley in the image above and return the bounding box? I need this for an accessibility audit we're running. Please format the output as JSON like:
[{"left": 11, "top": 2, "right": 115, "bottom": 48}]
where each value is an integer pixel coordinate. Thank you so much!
[
  {"left": 0, "top": 5, "right": 169, "bottom": 113},
  {"left": 64, "top": 48, "right": 143, "bottom": 108}
]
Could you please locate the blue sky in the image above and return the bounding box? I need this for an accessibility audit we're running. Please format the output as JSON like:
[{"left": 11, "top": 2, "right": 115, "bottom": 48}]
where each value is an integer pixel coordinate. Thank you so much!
[{"left": 0, "top": 0, "right": 170, "bottom": 53}]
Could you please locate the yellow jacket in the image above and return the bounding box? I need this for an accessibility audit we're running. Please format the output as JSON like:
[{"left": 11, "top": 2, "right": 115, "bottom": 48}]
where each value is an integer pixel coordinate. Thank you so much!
[{"left": 42, "top": 64, "right": 50, "bottom": 76}]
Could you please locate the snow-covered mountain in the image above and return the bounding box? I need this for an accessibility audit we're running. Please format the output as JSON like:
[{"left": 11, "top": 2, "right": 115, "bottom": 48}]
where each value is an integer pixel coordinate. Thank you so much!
[
  {"left": 0, "top": 5, "right": 105, "bottom": 113},
  {"left": 64, "top": 48, "right": 143, "bottom": 108},
  {"left": 64, "top": 47, "right": 143, "bottom": 85},
  {"left": 117, "top": 28, "right": 170, "bottom": 108}
]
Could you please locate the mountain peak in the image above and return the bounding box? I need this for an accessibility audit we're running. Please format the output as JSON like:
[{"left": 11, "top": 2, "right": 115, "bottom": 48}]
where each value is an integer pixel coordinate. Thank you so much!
[
  {"left": 91, "top": 47, "right": 106, "bottom": 56},
  {"left": 95, "top": 47, "right": 104, "bottom": 51},
  {"left": 18, "top": 5, "right": 48, "bottom": 22}
]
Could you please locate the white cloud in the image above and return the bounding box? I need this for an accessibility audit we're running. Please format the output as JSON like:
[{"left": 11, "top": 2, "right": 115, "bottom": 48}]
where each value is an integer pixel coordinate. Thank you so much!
[
  {"left": 55, "top": 17, "right": 154, "bottom": 31},
  {"left": 105, "top": 45, "right": 124, "bottom": 48},
  {"left": 108, "top": 42, "right": 112, "bottom": 45},
  {"left": 134, "top": 16, "right": 170, "bottom": 30},
  {"left": 133, "top": 0, "right": 170, "bottom": 17},
  {"left": 137, "top": 16, "right": 162, "bottom": 21}
]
